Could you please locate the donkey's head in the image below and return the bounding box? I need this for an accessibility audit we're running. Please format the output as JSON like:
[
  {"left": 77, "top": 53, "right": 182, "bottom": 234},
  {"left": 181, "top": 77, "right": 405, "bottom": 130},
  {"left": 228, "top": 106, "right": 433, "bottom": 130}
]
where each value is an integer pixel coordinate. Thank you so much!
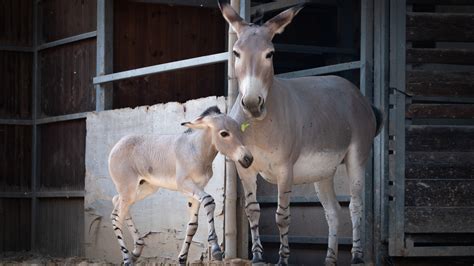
[
  {"left": 218, "top": 1, "right": 302, "bottom": 120},
  {"left": 181, "top": 106, "right": 253, "bottom": 168}
]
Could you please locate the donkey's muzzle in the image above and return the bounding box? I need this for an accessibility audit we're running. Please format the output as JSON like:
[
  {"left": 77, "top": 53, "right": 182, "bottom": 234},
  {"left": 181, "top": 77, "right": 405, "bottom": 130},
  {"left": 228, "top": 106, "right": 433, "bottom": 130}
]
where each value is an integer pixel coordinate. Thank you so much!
[
  {"left": 239, "top": 154, "right": 254, "bottom": 168},
  {"left": 241, "top": 96, "right": 265, "bottom": 119}
]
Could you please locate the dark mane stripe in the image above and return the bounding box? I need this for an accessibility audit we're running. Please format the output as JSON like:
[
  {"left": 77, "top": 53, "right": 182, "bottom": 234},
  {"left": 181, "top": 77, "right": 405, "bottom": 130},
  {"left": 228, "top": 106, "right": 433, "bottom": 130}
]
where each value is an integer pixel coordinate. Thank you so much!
[{"left": 200, "top": 106, "right": 221, "bottom": 117}]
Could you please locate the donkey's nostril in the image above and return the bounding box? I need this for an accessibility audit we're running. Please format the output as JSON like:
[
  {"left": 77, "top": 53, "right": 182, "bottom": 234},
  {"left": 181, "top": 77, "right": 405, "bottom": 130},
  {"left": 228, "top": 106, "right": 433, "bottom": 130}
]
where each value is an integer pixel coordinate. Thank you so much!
[
  {"left": 258, "top": 96, "right": 262, "bottom": 105},
  {"left": 241, "top": 98, "right": 247, "bottom": 108}
]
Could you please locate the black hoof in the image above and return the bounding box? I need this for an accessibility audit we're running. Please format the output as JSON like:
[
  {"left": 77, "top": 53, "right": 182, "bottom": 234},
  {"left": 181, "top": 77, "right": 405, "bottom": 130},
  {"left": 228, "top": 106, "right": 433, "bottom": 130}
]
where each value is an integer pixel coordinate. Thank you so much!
[
  {"left": 351, "top": 256, "right": 364, "bottom": 265},
  {"left": 277, "top": 256, "right": 289, "bottom": 266},
  {"left": 252, "top": 252, "right": 264, "bottom": 264}
]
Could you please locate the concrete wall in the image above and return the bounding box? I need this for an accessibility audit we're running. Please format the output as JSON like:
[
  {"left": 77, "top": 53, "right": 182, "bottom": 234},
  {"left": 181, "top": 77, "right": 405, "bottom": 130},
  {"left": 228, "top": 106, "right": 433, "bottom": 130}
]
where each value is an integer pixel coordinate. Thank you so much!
[{"left": 84, "top": 96, "right": 227, "bottom": 264}]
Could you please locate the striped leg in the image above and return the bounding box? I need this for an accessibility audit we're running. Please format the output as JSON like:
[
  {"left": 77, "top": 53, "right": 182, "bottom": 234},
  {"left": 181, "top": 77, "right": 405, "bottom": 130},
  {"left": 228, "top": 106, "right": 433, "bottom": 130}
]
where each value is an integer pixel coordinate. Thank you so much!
[
  {"left": 124, "top": 215, "right": 145, "bottom": 261},
  {"left": 199, "top": 193, "right": 222, "bottom": 261},
  {"left": 111, "top": 195, "right": 133, "bottom": 265},
  {"left": 346, "top": 162, "right": 365, "bottom": 264},
  {"left": 275, "top": 168, "right": 293, "bottom": 266},
  {"left": 239, "top": 171, "right": 263, "bottom": 263},
  {"left": 315, "top": 177, "right": 341, "bottom": 266},
  {"left": 178, "top": 198, "right": 200, "bottom": 265}
]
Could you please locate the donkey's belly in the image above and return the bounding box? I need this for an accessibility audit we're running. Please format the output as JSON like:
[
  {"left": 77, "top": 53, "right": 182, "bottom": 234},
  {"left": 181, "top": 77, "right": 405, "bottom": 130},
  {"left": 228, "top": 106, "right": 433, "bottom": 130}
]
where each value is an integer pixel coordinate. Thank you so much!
[{"left": 292, "top": 151, "right": 345, "bottom": 184}]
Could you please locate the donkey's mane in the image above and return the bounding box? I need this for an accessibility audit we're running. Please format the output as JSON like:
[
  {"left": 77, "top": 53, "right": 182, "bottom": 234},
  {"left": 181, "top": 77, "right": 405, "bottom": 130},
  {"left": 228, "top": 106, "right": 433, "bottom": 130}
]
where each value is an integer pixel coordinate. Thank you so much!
[
  {"left": 184, "top": 106, "right": 222, "bottom": 134},
  {"left": 200, "top": 106, "right": 221, "bottom": 117}
]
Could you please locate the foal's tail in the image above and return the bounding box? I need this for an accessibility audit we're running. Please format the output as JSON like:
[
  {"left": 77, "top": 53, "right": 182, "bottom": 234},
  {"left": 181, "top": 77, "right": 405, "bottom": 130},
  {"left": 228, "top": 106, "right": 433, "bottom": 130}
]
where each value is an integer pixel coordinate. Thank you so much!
[{"left": 371, "top": 104, "right": 384, "bottom": 137}]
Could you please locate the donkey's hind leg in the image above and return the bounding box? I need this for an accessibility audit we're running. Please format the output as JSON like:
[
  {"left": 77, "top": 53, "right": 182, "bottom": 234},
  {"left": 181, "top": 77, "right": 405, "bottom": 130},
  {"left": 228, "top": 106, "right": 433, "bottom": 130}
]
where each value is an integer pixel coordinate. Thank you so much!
[
  {"left": 345, "top": 147, "right": 368, "bottom": 265},
  {"left": 124, "top": 215, "right": 145, "bottom": 261},
  {"left": 178, "top": 197, "right": 200, "bottom": 266},
  {"left": 315, "top": 176, "right": 341, "bottom": 266},
  {"left": 111, "top": 195, "right": 134, "bottom": 265}
]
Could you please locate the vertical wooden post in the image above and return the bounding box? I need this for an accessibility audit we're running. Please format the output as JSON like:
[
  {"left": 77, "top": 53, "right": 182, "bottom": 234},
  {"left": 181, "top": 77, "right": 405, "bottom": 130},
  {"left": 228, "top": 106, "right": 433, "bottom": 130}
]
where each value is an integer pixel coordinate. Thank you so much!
[{"left": 225, "top": 0, "right": 240, "bottom": 259}]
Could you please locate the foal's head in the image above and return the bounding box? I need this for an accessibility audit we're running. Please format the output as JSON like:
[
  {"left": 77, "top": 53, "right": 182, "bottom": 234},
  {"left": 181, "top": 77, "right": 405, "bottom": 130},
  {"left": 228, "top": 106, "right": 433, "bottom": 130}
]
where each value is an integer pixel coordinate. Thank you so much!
[
  {"left": 218, "top": 1, "right": 302, "bottom": 120},
  {"left": 181, "top": 106, "right": 253, "bottom": 168}
]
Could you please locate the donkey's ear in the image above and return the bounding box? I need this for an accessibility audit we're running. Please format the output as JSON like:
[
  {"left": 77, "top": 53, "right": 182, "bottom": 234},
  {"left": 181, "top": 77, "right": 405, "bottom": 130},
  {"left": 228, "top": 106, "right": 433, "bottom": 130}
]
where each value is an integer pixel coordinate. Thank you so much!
[
  {"left": 264, "top": 4, "right": 303, "bottom": 38},
  {"left": 181, "top": 116, "right": 208, "bottom": 129},
  {"left": 218, "top": 0, "right": 249, "bottom": 36}
]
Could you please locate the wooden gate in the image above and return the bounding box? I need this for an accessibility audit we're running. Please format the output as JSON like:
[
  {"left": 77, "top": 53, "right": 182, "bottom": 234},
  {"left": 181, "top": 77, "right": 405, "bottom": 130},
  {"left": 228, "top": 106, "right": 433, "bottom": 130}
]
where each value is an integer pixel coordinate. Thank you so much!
[{"left": 388, "top": 0, "right": 474, "bottom": 258}]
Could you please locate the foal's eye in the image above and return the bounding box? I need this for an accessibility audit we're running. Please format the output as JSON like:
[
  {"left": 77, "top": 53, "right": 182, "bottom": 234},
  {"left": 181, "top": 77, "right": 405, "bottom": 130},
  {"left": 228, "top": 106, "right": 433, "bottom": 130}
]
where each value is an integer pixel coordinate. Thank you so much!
[
  {"left": 220, "top": 131, "right": 230, "bottom": 138},
  {"left": 233, "top": 51, "right": 240, "bottom": 58},
  {"left": 266, "top": 51, "right": 274, "bottom": 59}
]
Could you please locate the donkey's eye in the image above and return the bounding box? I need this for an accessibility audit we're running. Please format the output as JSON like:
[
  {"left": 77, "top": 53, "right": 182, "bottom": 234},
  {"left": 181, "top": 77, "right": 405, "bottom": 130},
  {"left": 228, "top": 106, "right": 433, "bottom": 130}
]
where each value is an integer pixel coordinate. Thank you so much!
[
  {"left": 220, "top": 131, "right": 230, "bottom": 138},
  {"left": 266, "top": 51, "right": 274, "bottom": 59},
  {"left": 233, "top": 51, "right": 240, "bottom": 58}
]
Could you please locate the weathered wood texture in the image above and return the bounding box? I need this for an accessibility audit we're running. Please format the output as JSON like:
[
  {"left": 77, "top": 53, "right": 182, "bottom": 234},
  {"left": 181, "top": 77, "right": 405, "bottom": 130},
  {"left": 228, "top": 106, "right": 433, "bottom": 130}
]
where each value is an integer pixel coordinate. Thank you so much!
[
  {"left": 0, "top": 198, "right": 31, "bottom": 252},
  {"left": 0, "top": 51, "right": 32, "bottom": 119},
  {"left": 406, "top": 71, "right": 474, "bottom": 97},
  {"left": 0, "top": 125, "right": 32, "bottom": 191},
  {"left": 39, "top": 39, "right": 96, "bottom": 117},
  {"left": 37, "top": 198, "right": 83, "bottom": 256},
  {"left": 406, "top": 104, "right": 474, "bottom": 119},
  {"left": 0, "top": 0, "right": 33, "bottom": 46},
  {"left": 406, "top": 180, "right": 474, "bottom": 207},
  {"left": 113, "top": 2, "right": 225, "bottom": 108},
  {"left": 406, "top": 125, "right": 474, "bottom": 152},
  {"left": 406, "top": 48, "right": 474, "bottom": 65},
  {"left": 40, "top": 0, "right": 96, "bottom": 43},
  {"left": 405, "top": 207, "right": 474, "bottom": 233},
  {"left": 39, "top": 120, "right": 85, "bottom": 191},
  {"left": 406, "top": 152, "right": 473, "bottom": 180},
  {"left": 407, "top": 13, "right": 474, "bottom": 42}
]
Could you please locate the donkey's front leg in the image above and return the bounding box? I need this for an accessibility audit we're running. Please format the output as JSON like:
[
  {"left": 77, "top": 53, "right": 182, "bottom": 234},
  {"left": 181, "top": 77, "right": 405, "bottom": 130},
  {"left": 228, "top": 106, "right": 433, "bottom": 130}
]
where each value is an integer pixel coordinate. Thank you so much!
[
  {"left": 178, "top": 179, "right": 222, "bottom": 263},
  {"left": 237, "top": 167, "right": 264, "bottom": 264},
  {"left": 275, "top": 166, "right": 293, "bottom": 266}
]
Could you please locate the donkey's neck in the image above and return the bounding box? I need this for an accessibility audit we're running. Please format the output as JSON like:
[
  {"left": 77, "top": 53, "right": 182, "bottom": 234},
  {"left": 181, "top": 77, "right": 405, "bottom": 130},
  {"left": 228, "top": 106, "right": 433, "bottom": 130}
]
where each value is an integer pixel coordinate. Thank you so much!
[{"left": 187, "top": 129, "right": 218, "bottom": 164}]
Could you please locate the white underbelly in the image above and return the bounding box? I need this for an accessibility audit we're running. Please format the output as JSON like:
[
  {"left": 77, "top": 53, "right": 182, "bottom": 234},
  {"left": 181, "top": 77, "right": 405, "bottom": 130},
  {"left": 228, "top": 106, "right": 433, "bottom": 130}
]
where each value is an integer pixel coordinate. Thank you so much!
[{"left": 292, "top": 151, "right": 345, "bottom": 184}]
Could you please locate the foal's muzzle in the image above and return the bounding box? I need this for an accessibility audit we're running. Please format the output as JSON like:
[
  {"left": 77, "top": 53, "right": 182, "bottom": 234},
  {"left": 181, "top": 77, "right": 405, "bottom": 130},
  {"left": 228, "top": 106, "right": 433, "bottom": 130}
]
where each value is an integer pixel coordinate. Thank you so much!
[{"left": 239, "top": 154, "right": 254, "bottom": 168}]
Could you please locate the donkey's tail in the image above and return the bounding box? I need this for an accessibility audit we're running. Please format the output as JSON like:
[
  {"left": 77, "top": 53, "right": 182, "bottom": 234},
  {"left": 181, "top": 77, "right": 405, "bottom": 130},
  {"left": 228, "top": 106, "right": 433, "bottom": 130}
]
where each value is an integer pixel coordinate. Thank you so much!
[{"left": 371, "top": 104, "right": 384, "bottom": 137}]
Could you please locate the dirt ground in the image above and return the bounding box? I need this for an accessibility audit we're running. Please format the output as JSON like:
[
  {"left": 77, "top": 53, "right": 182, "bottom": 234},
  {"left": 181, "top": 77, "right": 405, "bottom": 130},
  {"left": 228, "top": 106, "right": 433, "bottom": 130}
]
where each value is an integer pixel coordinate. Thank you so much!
[{"left": 0, "top": 252, "right": 253, "bottom": 266}]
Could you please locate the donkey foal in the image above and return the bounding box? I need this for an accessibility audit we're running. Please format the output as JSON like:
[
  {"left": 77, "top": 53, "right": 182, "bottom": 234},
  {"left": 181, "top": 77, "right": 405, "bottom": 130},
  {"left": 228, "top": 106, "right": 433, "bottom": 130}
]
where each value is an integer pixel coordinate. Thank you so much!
[{"left": 108, "top": 106, "right": 253, "bottom": 265}]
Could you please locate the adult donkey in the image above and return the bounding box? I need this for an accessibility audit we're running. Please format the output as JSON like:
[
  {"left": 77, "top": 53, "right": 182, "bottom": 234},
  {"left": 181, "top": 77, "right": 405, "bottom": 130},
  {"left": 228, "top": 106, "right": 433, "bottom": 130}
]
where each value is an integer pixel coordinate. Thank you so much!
[{"left": 218, "top": 2, "right": 383, "bottom": 265}]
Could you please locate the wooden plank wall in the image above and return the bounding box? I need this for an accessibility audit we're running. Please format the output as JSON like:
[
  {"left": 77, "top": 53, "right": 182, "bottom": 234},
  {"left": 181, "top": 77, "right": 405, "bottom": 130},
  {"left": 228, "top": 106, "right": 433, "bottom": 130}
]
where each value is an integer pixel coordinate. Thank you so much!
[
  {"left": 403, "top": 0, "right": 474, "bottom": 244},
  {"left": 0, "top": 0, "right": 33, "bottom": 253},
  {"left": 39, "top": 39, "right": 96, "bottom": 117},
  {"left": 112, "top": 1, "right": 226, "bottom": 108},
  {"left": 0, "top": 198, "right": 31, "bottom": 252},
  {"left": 33, "top": 0, "right": 97, "bottom": 256}
]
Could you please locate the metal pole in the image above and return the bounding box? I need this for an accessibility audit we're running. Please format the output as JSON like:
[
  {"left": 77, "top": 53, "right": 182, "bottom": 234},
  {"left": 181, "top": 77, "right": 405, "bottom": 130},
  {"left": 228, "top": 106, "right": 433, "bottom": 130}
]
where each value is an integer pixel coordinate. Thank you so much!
[
  {"left": 360, "top": 0, "right": 375, "bottom": 263},
  {"left": 96, "top": 0, "right": 113, "bottom": 111},
  {"left": 30, "top": 0, "right": 39, "bottom": 251}
]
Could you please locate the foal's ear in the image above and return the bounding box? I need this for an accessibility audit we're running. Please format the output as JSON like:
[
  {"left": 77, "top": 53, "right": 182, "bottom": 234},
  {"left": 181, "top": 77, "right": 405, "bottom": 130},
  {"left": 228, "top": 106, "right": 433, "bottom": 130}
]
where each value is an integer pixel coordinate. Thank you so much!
[
  {"left": 264, "top": 4, "right": 303, "bottom": 38},
  {"left": 218, "top": 0, "right": 249, "bottom": 36},
  {"left": 181, "top": 116, "right": 208, "bottom": 129}
]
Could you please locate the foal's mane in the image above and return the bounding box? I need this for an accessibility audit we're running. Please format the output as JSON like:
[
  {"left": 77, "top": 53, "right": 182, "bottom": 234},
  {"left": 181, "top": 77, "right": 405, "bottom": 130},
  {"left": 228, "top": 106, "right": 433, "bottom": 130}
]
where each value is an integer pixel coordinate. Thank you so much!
[{"left": 183, "top": 106, "right": 222, "bottom": 134}]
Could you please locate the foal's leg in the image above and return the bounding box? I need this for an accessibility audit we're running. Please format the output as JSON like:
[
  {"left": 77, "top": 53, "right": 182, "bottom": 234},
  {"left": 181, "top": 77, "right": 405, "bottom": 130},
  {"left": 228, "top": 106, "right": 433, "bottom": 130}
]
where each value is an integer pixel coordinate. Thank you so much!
[
  {"left": 124, "top": 215, "right": 145, "bottom": 261},
  {"left": 178, "top": 197, "right": 200, "bottom": 265},
  {"left": 345, "top": 152, "right": 367, "bottom": 265},
  {"left": 111, "top": 195, "right": 134, "bottom": 265},
  {"left": 275, "top": 166, "right": 293, "bottom": 266},
  {"left": 315, "top": 177, "right": 341, "bottom": 266},
  {"left": 178, "top": 179, "right": 222, "bottom": 262},
  {"left": 236, "top": 166, "right": 264, "bottom": 263}
]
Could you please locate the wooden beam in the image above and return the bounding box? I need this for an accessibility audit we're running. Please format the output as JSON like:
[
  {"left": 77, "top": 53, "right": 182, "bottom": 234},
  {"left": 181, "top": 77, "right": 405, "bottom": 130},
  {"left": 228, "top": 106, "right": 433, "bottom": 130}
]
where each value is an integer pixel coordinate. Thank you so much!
[
  {"left": 407, "top": 48, "right": 474, "bottom": 65},
  {"left": 407, "top": 70, "right": 474, "bottom": 97},
  {"left": 407, "top": 13, "right": 474, "bottom": 42},
  {"left": 406, "top": 104, "right": 474, "bottom": 119}
]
